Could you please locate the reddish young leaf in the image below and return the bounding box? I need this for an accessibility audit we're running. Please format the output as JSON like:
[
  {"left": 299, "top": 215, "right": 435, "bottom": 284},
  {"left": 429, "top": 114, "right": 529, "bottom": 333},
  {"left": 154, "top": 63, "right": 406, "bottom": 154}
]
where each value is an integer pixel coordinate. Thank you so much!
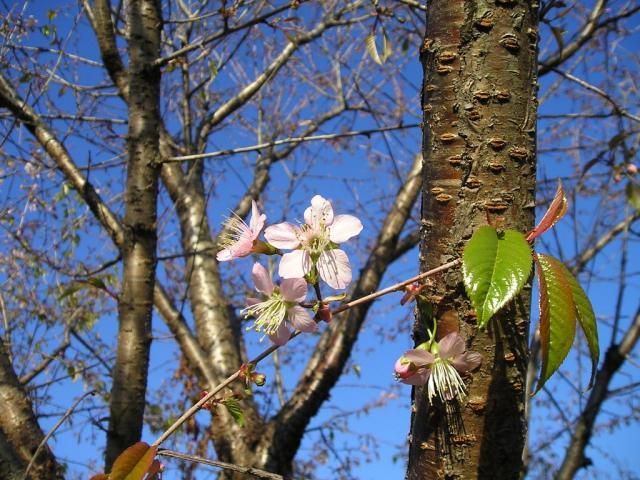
[
  {"left": 89, "top": 475, "right": 109, "bottom": 480},
  {"left": 526, "top": 181, "right": 568, "bottom": 241},
  {"left": 534, "top": 254, "right": 577, "bottom": 393},
  {"left": 109, "top": 442, "right": 158, "bottom": 480}
]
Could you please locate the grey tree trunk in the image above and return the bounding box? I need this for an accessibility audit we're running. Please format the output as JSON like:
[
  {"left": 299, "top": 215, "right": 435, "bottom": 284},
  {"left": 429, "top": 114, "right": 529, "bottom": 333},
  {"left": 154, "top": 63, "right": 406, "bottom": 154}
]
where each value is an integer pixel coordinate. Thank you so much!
[
  {"left": 105, "top": 0, "right": 162, "bottom": 469},
  {"left": 408, "top": 1, "right": 538, "bottom": 478}
]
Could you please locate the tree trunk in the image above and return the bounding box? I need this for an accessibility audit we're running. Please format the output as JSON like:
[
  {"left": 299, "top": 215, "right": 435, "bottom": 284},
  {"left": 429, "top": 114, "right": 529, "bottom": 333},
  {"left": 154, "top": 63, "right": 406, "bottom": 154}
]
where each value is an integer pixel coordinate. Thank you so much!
[
  {"left": 0, "top": 342, "right": 61, "bottom": 479},
  {"left": 408, "top": 1, "right": 538, "bottom": 478},
  {"left": 105, "top": 0, "right": 162, "bottom": 469}
]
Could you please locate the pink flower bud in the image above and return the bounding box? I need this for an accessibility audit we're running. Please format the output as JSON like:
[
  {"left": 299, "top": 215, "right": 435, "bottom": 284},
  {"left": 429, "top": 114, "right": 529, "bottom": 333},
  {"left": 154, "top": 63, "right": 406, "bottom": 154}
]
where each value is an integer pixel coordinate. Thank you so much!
[
  {"left": 627, "top": 163, "right": 638, "bottom": 175},
  {"left": 394, "top": 358, "right": 416, "bottom": 380},
  {"left": 316, "top": 304, "right": 332, "bottom": 323}
]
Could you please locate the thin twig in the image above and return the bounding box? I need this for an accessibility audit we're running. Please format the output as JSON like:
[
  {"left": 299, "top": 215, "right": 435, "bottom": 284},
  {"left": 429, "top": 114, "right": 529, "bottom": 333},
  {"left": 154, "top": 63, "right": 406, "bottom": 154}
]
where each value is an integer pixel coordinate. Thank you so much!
[
  {"left": 550, "top": 68, "right": 640, "bottom": 124},
  {"left": 165, "top": 124, "right": 419, "bottom": 162},
  {"left": 22, "top": 390, "right": 96, "bottom": 479},
  {"left": 152, "top": 259, "right": 460, "bottom": 448},
  {"left": 157, "top": 449, "right": 283, "bottom": 479}
]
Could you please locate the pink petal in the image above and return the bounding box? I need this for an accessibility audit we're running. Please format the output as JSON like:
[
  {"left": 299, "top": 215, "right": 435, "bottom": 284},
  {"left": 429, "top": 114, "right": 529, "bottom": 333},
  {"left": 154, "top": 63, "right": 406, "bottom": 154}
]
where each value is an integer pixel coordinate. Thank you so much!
[
  {"left": 394, "top": 358, "right": 415, "bottom": 379},
  {"left": 280, "top": 278, "right": 308, "bottom": 302},
  {"left": 264, "top": 223, "right": 300, "bottom": 249},
  {"left": 438, "top": 333, "right": 466, "bottom": 360},
  {"left": 304, "top": 195, "right": 334, "bottom": 228},
  {"left": 317, "top": 249, "right": 352, "bottom": 289},
  {"left": 401, "top": 368, "right": 430, "bottom": 386},
  {"left": 403, "top": 349, "right": 435, "bottom": 366},
  {"left": 269, "top": 323, "right": 292, "bottom": 346},
  {"left": 251, "top": 263, "right": 273, "bottom": 295},
  {"left": 328, "top": 214, "right": 363, "bottom": 243},
  {"left": 216, "top": 248, "right": 234, "bottom": 262},
  {"left": 287, "top": 306, "right": 317, "bottom": 333},
  {"left": 246, "top": 297, "right": 261, "bottom": 306},
  {"left": 249, "top": 200, "right": 266, "bottom": 236},
  {"left": 452, "top": 351, "right": 482, "bottom": 373},
  {"left": 279, "top": 250, "right": 311, "bottom": 279}
]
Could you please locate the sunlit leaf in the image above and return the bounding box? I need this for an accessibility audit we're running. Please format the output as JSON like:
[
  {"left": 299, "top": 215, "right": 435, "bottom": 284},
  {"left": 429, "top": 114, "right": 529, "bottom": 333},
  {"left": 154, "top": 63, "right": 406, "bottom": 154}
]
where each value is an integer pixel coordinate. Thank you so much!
[
  {"left": 527, "top": 180, "right": 567, "bottom": 241},
  {"left": 626, "top": 182, "right": 640, "bottom": 211},
  {"left": 534, "top": 254, "right": 577, "bottom": 392},
  {"left": 382, "top": 32, "right": 392, "bottom": 63},
  {"left": 110, "top": 442, "right": 157, "bottom": 480},
  {"left": 89, "top": 475, "right": 109, "bottom": 480},
  {"left": 222, "top": 398, "right": 245, "bottom": 427},
  {"left": 463, "top": 226, "right": 533, "bottom": 328},
  {"left": 366, "top": 32, "right": 382, "bottom": 65},
  {"left": 558, "top": 261, "right": 599, "bottom": 387}
]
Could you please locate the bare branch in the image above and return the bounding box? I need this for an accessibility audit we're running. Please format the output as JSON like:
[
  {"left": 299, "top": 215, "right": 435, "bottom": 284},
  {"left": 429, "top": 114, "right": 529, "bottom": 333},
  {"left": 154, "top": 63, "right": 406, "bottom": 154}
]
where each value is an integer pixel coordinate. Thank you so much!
[
  {"left": 167, "top": 123, "right": 420, "bottom": 163},
  {"left": 556, "top": 304, "right": 640, "bottom": 479},
  {"left": 157, "top": 449, "right": 284, "bottom": 480}
]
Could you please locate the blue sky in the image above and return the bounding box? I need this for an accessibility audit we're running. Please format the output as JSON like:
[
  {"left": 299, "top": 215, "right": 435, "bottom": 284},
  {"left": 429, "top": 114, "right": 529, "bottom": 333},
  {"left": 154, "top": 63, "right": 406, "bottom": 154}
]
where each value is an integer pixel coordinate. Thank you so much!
[{"left": 2, "top": 1, "right": 639, "bottom": 479}]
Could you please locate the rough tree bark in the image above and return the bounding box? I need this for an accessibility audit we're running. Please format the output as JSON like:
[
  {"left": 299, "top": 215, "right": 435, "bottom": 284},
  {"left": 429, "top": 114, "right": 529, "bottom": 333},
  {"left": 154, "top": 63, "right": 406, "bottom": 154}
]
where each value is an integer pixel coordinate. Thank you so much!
[
  {"left": 105, "top": 0, "right": 162, "bottom": 469},
  {"left": 408, "top": 1, "right": 538, "bottom": 478},
  {"left": 0, "top": 342, "right": 61, "bottom": 479}
]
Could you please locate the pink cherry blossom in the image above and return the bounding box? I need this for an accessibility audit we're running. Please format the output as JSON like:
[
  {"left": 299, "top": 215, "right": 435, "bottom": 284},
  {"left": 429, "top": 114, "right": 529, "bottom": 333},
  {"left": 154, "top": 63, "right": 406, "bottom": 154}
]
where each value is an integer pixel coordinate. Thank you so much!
[
  {"left": 242, "top": 263, "right": 317, "bottom": 345},
  {"left": 394, "top": 333, "right": 482, "bottom": 402},
  {"left": 264, "top": 195, "right": 362, "bottom": 289},
  {"left": 216, "top": 200, "right": 266, "bottom": 261}
]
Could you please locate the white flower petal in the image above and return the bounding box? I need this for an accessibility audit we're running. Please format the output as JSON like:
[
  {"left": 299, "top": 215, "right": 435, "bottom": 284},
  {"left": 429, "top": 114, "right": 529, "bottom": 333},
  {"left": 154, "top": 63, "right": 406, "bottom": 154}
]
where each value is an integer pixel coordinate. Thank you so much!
[
  {"left": 403, "top": 349, "right": 435, "bottom": 366},
  {"left": 251, "top": 263, "right": 273, "bottom": 295},
  {"left": 280, "top": 278, "right": 308, "bottom": 303},
  {"left": 249, "top": 200, "right": 266, "bottom": 236},
  {"left": 305, "top": 195, "right": 334, "bottom": 228},
  {"left": 287, "top": 306, "right": 317, "bottom": 333},
  {"left": 216, "top": 248, "right": 234, "bottom": 262},
  {"left": 328, "top": 214, "right": 363, "bottom": 243},
  {"left": 278, "top": 250, "right": 311, "bottom": 279},
  {"left": 401, "top": 368, "right": 430, "bottom": 386},
  {"left": 438, "top": 333, "right": 466, "bottom": 360},
  {"left": 264, "top": 222, "right": 300, "bottom": 249},
  {"left": 269, "top": 323, "right": 292, "bottom": 346},
  {"left": 452, "top": 351, "right": 482, "bottom": 373},
  {"left": 317, "top": 249, "right": 352, "bottom": 289}
]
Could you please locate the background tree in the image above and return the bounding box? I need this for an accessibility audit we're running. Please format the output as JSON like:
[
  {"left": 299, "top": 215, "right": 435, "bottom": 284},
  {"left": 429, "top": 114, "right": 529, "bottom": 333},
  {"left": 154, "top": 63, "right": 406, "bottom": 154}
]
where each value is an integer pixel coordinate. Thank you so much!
[{"left": 0, "top": 1, "right": 638, "bottom": 479}]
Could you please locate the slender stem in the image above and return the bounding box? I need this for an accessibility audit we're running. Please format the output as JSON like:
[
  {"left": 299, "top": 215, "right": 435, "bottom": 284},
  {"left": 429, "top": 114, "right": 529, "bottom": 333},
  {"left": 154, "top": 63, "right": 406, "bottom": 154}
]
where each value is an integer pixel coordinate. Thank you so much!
[
  {"left": 152, "top": 259, "right": 460, "bottom": 448},
  {"left": 22, "top": 390, "right": 96, "bottom": 480},
  {"left": 157, "top": 449, "right": 283, "bottom": 480}
]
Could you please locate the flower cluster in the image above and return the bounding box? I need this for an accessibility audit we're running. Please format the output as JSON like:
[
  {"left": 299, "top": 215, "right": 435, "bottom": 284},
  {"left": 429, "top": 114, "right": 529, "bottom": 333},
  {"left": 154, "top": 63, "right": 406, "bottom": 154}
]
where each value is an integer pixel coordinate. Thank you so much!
[
  {"left": 394, "top": 333, "right": 481, "bottom": 403},
  {"left": 217, "top": 195, "right": 362, "bottom": 345}
]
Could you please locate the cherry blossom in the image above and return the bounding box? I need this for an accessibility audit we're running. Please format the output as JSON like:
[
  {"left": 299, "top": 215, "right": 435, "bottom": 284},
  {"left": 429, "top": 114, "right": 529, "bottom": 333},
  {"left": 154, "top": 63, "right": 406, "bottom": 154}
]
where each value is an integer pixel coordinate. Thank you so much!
[
  {"left": 216, "top": 200, "right": 266, "bottom": 261},
  {"left": 264, "top": 195, "right": 362, "bottom": 289},
  {"left": 394, "top": 333, "right": 482, "bottom": 402},
  {"left": 242, "top": 263, "right": 317, "bottom": 345}
]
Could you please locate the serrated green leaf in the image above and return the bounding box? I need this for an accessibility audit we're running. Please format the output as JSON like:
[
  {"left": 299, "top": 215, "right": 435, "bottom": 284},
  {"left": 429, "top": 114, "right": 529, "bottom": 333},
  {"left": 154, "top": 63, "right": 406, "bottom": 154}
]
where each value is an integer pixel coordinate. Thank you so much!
[
  {"left": 110, "top": 442, "right": 157, "bottom": 480},
  {"left": 534, "top": 254, "right": 577, "bottom": 392},
  {"left": 626, "top": 182, "right": 640, "bottom": 210},
  {"left": 463, "top": 226, "right": 533, "bottom": 327},
  {"left": 558, "top": 262, "right": 599, "bottom": 387},
  {"left": 222, "top": 398, "right": 245, "bottom": 427}
]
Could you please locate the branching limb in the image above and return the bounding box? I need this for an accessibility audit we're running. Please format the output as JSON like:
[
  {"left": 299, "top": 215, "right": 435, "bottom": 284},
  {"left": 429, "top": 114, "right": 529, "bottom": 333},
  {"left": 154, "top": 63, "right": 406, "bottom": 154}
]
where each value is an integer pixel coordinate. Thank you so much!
[
  {"left": 556, "top": 304, "right": 640, "bottom": 479},
  {"left": 157, "top": 449, "right": 284, "bottom": 480}
]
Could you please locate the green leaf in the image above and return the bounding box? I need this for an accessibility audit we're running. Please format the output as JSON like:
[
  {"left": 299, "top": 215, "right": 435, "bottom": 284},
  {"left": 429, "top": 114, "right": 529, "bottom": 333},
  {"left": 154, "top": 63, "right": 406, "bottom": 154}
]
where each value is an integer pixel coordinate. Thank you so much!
[
  {"left": 47, "top": 9, "right": 57, "bottom": 22},
  {"left": 463, "top": 226, "right": 533, "bottom": 327},
  {"left": 534, "top": 254, "right": 577, "bottom": 392},
  {"left": 626, "top": 182, "right": 640, "bottom": 211},
  {"left": 109, "top": 442, "right": 157, "bottom": 480},
  {"left": 558, "top": 261, "right": 599, "bottom": 387},
  {"left": 222, "top": 398, "right": 245, "bottom": 427},
  {"left": 366, "top": 31, "right": 391, "bottom": 65}
]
